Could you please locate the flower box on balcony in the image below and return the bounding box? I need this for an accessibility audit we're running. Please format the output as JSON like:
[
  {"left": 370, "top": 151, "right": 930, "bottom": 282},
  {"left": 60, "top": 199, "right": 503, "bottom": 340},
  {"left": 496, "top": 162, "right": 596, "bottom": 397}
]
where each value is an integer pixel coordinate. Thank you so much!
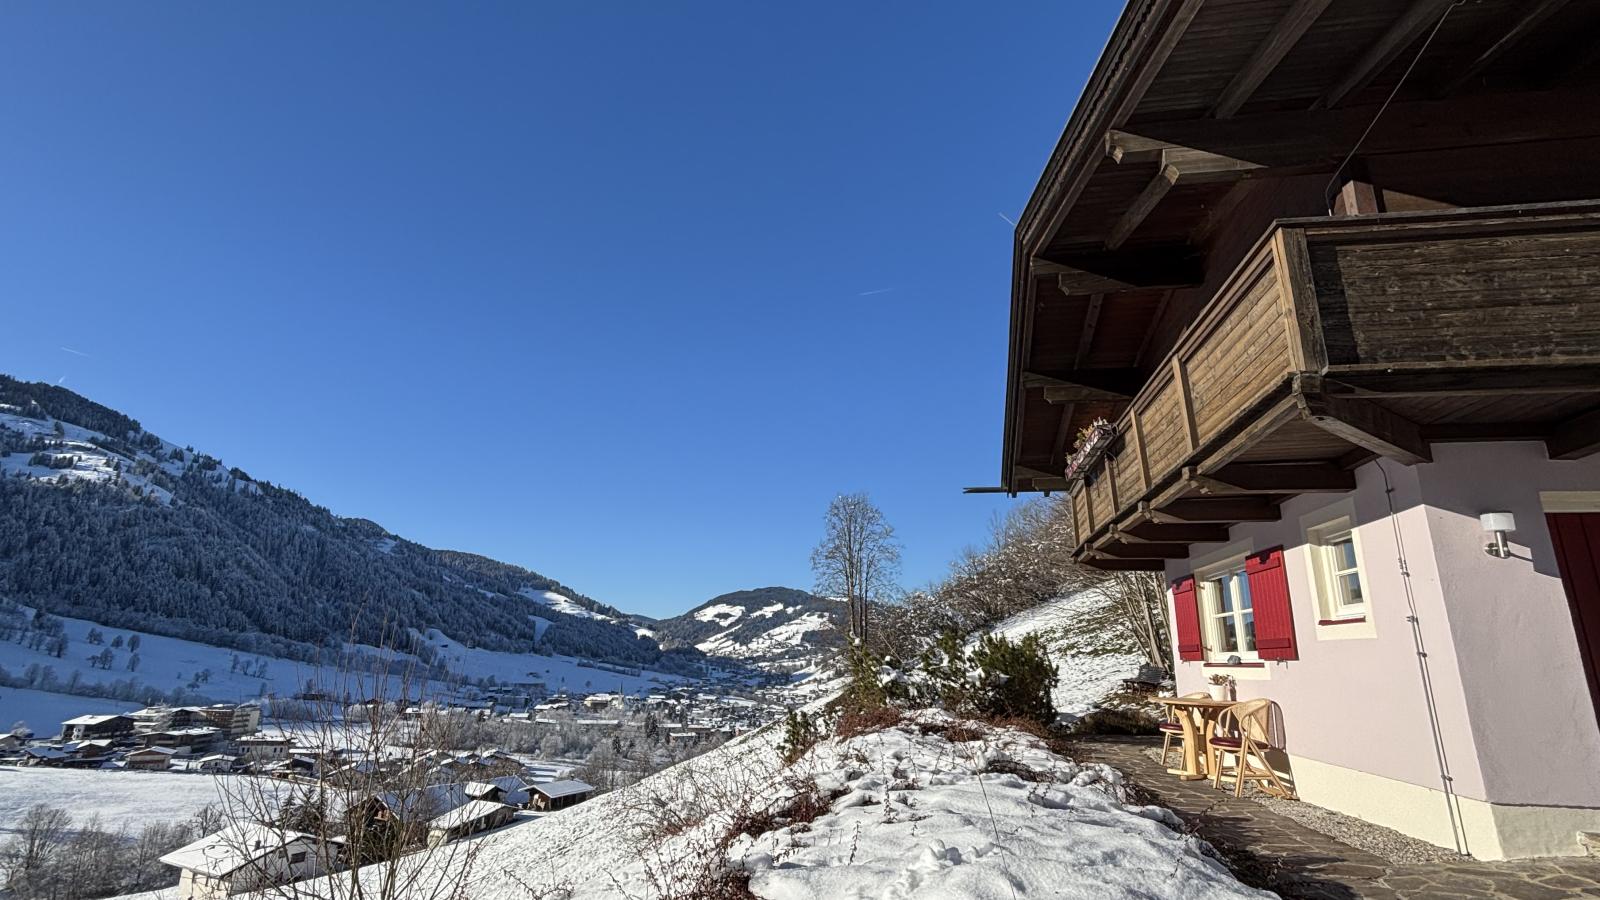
[{"left": 1064, "top": 419, "right": 1115, "bottom": 486}]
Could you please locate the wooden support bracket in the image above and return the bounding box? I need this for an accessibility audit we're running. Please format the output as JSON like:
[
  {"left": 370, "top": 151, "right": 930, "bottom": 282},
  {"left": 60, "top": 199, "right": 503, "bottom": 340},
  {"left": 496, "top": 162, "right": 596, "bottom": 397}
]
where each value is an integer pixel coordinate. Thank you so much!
[{"left": 1294, "top": 375, "right": 1432, "bottom": 465}]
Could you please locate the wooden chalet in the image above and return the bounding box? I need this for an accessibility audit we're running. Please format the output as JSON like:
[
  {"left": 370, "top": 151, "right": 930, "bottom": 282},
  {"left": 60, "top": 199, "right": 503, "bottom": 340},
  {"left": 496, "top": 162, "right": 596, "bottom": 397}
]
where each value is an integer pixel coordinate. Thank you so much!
[
  {"left": 995, "top": 0, "right": 1600, "bottom": 567},
  {"left": 994, "top": 0, "right": 1600, "bottom": 860}
]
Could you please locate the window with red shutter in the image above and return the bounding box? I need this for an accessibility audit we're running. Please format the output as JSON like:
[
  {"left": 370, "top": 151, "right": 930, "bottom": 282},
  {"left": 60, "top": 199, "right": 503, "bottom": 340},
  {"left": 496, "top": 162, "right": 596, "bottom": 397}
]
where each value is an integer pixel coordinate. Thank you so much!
[
  {"left": 1246, "top": 546, "right": 1298, "bottom": 661},
  {"left": 1171, "top": 575, "right": 1204, "bottom": 661}
]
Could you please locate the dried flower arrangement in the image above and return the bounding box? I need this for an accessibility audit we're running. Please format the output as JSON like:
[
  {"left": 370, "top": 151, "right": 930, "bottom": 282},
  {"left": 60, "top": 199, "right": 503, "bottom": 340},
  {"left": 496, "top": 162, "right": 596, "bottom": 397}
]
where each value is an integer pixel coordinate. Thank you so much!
[{"left": 1063, "top": 418, "right": 1115, "bottom": 482}]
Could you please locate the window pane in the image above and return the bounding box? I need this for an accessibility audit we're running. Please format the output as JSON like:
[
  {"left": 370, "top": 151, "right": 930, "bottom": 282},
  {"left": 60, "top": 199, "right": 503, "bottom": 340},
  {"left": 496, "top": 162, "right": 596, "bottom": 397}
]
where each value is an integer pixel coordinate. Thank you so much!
[
  {"left": 1218, "top": 617, "right": 1239, "bottom": 653},
  {"left": 1240, "top": 610, "right": 1256, "bottom": 652},
  {"left": 1235, "top": 570, "right": 1252, "bottom": 612},
  {"left": 1215, "top": 578, "right": 1236, "bottom": 613},
  {"left": 1339, "top": 573, "right": 1363, "bottom": 604},
  {"left": 1333, "top": 537, "right": 1357, "bottom": 572}
]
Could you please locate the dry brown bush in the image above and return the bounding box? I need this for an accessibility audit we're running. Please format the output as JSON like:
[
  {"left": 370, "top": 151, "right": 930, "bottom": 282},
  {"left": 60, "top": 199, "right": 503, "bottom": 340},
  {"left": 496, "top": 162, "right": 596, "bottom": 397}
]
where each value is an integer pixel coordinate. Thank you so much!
[{"left": 833, "top": 704, "right": 904, "bottom": 741}]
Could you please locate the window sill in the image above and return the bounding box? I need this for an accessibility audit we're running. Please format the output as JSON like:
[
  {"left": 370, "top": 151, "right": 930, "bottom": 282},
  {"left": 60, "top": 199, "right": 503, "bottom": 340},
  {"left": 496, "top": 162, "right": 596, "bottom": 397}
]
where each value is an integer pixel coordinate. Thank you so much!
[
  {"left": 1317, "top": 615, "right": 1367, "bottom": 626},
  {"left": 1202, "top": 661, "right": 1264, "bottom": 668}
]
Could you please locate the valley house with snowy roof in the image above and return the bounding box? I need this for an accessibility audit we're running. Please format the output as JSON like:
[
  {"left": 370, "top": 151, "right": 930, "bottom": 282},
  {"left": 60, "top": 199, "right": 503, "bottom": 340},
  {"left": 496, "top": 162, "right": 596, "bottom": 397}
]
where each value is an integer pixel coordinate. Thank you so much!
[
  {"left": 986, "top": 0, "right": 1600, "bottom": 861},
  {"left": 160, "top": 824, "right": 324, "bottom": 900}
]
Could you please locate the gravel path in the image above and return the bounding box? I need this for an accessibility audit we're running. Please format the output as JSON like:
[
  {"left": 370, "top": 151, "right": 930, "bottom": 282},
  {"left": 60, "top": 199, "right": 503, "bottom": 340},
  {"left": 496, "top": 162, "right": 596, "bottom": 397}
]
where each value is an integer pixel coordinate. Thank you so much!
[{"left": 1140, "top": 746, "right": 1462, "bottom": 865}]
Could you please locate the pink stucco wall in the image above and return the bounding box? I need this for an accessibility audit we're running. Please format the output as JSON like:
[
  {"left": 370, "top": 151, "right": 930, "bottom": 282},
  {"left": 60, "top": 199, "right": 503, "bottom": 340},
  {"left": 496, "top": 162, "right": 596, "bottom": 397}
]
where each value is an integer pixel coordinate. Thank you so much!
[
  {"left": 1164, "top": 442, "right": 1600, "bottom": 807},
  {"left": 1414, "top": 442, "right": 1600, "bottom": 807}
]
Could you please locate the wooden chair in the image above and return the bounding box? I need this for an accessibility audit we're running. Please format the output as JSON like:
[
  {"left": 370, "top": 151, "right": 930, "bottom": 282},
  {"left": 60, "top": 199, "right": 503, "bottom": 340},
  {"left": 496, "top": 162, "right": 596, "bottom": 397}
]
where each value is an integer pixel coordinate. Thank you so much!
[
  {"left": 1209, "top": 698, "right": 1294, "bottom": 798},
  {"left": 1158, "top": 692, "right": 1210, "bottom": 768}
]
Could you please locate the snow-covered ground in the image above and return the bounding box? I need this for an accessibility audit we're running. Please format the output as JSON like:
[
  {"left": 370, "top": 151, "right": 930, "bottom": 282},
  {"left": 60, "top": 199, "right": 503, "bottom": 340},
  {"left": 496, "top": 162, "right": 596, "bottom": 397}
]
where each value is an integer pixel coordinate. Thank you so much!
[
  {"left": 516, "top": 587, "right": 614, "bottom": 622},
  {"left": 411, "top": 628, "right": 684, "bottom": 695},
  {"left": 0, "top": 609, "right": 691, "bottom": 738},
  {"left": 0, "top": 410, "right": 260, "bottom": 505},
  {"left": 988, "top": 591, "right": 1146, "bottom": 720},
  {"left": 0, "top": 610, "right": 292, "bottom": 728},
  {"left": 0, "top": 768, "right": 233, "bottom": 835},
  {"left": 215, "top": 711, "right": 1262, "bottom": 899}
]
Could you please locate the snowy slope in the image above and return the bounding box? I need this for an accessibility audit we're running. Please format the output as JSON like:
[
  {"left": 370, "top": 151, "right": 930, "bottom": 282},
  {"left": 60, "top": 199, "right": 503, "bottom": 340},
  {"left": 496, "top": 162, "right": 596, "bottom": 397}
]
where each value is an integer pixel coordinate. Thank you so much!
[
  {"left": 654, "top": 588, "right": 843, "bottom": 672},
  {"left": 409, "top": 627, "right": 684, "bottom": 695},
  {"left": 0, "top": 607, "right": 691, "bottom": 736},
  {"left": 237, "top": 712, "right": 1265, "bottom": 899},
  {"left": 0, "top": 375, "right": 706, "bottom": 685},
  {"left": 0, "top": 768, "right": 234, "bottom": 835},
  {"left": 987, "top": 591, "right": 1146, "bottom": 720},
  {"left": 517, "top": 588, "right": 615, "bottom": 622}
]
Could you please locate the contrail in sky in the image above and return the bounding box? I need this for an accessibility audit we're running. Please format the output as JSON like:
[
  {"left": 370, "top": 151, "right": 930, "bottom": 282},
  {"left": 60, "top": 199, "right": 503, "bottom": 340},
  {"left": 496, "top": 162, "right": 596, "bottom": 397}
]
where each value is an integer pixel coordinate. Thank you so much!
[
  {"left": 857, "top": 287, "right": 896, "bottom": 297},
  {"left": 997, "top": 212, "right": 1017, "bottom": 226},
  {"left": 60, "top": 346, "right": 90, "bottom": 357}
]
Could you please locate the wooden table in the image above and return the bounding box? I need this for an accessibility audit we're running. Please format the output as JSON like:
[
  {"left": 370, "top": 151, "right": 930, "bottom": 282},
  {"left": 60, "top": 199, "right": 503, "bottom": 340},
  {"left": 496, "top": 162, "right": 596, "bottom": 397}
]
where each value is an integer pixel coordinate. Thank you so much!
[{"left": 1154, "top": 696, "right": 1235, "bottom": 780}]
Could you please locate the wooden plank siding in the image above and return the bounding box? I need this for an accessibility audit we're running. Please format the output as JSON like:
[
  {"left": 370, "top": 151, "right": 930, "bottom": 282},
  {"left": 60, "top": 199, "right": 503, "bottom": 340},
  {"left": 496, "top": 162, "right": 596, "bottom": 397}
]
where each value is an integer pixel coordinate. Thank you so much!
[
  {"left": 1310, "top": 228, "right": 1600, "bottom": 369},
  {"left": 1185, "top": 252, "right": 1288, "bottom": 439},
  {"left": 1065, "top": 201, "right": 1600, "bottom": 555},
  {"left": 1112, "top": 438, "right": 1146, "bottom": 510}
]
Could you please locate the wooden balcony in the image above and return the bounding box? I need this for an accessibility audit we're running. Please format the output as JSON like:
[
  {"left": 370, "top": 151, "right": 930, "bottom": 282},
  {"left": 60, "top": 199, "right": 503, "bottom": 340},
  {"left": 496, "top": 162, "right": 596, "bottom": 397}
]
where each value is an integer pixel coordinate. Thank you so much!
[{"left": 1070, "top": 201, "right": 1600, "bottom": 570}]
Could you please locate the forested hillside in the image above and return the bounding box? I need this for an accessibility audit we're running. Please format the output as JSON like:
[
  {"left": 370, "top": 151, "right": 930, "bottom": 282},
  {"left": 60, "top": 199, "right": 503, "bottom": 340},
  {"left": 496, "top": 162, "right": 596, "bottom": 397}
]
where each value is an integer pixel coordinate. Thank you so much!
[{"left": 0, "top": 375, "right": 696, "bottom": 673}]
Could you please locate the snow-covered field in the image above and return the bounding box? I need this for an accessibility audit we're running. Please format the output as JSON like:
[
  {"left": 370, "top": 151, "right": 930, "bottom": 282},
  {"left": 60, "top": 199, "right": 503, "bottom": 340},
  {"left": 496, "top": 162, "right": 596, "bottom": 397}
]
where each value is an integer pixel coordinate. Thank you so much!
[
  {"left": 0, "top": 768, "right": 232, "bottom": 835},
  {"left": 213, "top": 711, "right": 1262, "bottom": 899},
  {"left": 0, "top": 610, "right": 292, "bottom": 730},
  {"left": 0, "top": 610, "right": 690, "bottom": 738},
  {"left": 989, "top": 591, "right": 1146, "bottom": 720},
  {"left": 411, "top": 627, "right": 684, "bottom": 695}
]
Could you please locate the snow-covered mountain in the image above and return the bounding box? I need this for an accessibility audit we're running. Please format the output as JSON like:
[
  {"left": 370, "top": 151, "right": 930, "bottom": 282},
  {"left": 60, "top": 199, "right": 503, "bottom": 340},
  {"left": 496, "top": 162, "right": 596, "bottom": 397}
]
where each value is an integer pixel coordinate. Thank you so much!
[
  {"left": 653, "top": 587, "right": 843, "bottom": 673},
  {"left": 0, "top": 375, "right": 715, "bottom": 689}
]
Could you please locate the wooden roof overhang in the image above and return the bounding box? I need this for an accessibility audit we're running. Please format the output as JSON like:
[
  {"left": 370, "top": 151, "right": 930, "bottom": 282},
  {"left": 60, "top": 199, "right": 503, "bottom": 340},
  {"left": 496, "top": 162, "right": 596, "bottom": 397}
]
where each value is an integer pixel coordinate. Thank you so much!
[{"left": 996, "top": 0, "right": 1600, "bottom": 498}]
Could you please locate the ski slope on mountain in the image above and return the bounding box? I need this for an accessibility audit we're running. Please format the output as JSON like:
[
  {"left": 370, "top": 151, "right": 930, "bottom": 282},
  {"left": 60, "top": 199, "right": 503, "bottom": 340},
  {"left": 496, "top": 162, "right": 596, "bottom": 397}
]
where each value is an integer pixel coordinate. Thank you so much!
[{"left": 655, "top": 588, "right": 843, "bottom": 673}]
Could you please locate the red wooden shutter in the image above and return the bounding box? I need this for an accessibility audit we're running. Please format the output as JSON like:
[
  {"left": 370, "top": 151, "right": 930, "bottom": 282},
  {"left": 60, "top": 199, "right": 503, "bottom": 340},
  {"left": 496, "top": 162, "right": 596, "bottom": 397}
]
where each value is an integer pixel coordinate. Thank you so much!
[
  {"left": 1247, "top": 546, "right": 1298, "bottom": 661},
  {"left": 1171, "top": 575, "right": 1204, "bottom": 662}
]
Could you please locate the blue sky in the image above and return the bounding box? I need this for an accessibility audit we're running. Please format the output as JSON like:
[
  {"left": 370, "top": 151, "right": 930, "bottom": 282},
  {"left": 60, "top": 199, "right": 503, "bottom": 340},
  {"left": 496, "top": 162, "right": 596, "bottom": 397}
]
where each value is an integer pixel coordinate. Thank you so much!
[{"left": 0, "top": 2, "right": 1117, "bottom": 618}]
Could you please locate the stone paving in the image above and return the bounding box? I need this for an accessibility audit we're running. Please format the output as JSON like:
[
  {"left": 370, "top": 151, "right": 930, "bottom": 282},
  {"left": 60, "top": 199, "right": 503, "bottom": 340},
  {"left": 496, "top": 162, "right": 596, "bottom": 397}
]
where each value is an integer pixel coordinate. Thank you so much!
[{"left": 1068, "top": 735, "right": 1600, "bottom": 899}]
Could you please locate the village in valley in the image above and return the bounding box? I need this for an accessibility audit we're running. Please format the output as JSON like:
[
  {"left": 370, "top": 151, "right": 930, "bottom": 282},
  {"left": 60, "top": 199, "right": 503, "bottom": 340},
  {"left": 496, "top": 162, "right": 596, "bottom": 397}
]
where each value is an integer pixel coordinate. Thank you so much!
[
  {"left": 1, "top": 683, "right": 786, "bottom": 896},
  {"left": 6, "top": 0, "right": 1600, "bottom": 898}
]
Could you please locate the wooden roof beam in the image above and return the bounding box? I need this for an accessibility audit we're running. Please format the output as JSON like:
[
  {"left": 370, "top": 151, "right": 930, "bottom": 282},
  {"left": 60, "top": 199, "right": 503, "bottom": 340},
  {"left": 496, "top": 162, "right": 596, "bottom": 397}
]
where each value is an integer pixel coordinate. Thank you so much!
[
  {"left": 1213, "top": 0, "right": 1332, "bottom": 118},
  {"left": 1106, "top": 148, "right": 1264, "bottom": 250},
  {"left": 1044, "top": 384, "right": 1131, "bottom": 405},
  {"left": 1022, "top": 368, "right": 1144, "bottom": 396},
  {"left": 1121, "top": 521, "right": 1232, "bottom": 544},
  {"left": 1319, "top": 0, "right": 1456, "bottom": 109},
  {"left": 1047, "top": 292, "right": 1103, "bottom": 466},
  {"left": 1098, "top": 541, "right": 1192, "bottom": 560},
  {"left": 1186, "top": 462, "right": 1356, "bottom": 495},
  {"left": 1295, "top": 378, "right": 1432, "bottom": 465},
  {"left": 1116, "top": 89, "right": 1600, "bottom": 171},
  {"left": 1548, "top": 406, "right": 1600, "bottom": 461},
  {"left": 1437, "top": 0, "right": 1574, "bottom": 96},
  {"left": 1079, "top": 553, "right": 1168, "bottom": 572},
  {"left": 1032, "top": 249, "right": 1203, "bottom": 293},
  {"left": 1145, "top": 497, "right": 1282, "bottom": 524}
]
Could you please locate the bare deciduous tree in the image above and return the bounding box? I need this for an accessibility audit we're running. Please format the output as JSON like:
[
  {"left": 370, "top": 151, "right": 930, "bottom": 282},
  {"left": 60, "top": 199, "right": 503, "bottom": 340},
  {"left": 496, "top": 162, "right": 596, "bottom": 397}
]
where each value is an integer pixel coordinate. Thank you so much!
[
  {"left": 209, "top": 621, "right": 486, "bottom": 900},
  {"left": 874, "top": 496, "right": 1171, "bottom": 672},
  {"left": 810, "top": 493, "right": 901, "bottom": 644}
]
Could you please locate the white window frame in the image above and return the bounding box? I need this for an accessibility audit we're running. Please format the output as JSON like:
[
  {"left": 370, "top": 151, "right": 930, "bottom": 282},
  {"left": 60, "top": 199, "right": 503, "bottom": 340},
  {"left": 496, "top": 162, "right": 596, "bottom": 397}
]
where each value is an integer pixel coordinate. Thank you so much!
[
  {"left": 1194, "top": 553, "right": 1260, "bottom": 663},
  {"left": 1308, "top": 517, "right": 1368, "bottom": 621},
  {"left": 1299, "top": 500, "right": 1378, "bottom": 641}
]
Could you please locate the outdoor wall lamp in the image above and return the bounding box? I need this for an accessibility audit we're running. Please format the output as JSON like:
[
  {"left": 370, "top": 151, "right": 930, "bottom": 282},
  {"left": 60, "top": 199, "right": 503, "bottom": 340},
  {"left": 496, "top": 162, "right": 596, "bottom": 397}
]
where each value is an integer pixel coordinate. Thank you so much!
[{"left": 1480, "top": 512, "right": 1516, "bottom": 559}]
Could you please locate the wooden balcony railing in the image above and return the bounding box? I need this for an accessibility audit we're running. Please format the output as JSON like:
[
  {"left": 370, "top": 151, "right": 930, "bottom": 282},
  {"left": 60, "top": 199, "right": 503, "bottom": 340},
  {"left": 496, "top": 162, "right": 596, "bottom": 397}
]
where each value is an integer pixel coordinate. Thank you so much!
[{"left": 1069, "top": 200, "right": 1600, "bottom": 566}]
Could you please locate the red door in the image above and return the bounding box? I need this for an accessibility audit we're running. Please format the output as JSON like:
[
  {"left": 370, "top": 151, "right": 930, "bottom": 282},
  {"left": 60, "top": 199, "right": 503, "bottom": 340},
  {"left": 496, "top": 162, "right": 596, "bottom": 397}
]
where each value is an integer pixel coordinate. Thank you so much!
[{"left": 1546, "top": 513, "right": 1600, "bottom": 729}]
